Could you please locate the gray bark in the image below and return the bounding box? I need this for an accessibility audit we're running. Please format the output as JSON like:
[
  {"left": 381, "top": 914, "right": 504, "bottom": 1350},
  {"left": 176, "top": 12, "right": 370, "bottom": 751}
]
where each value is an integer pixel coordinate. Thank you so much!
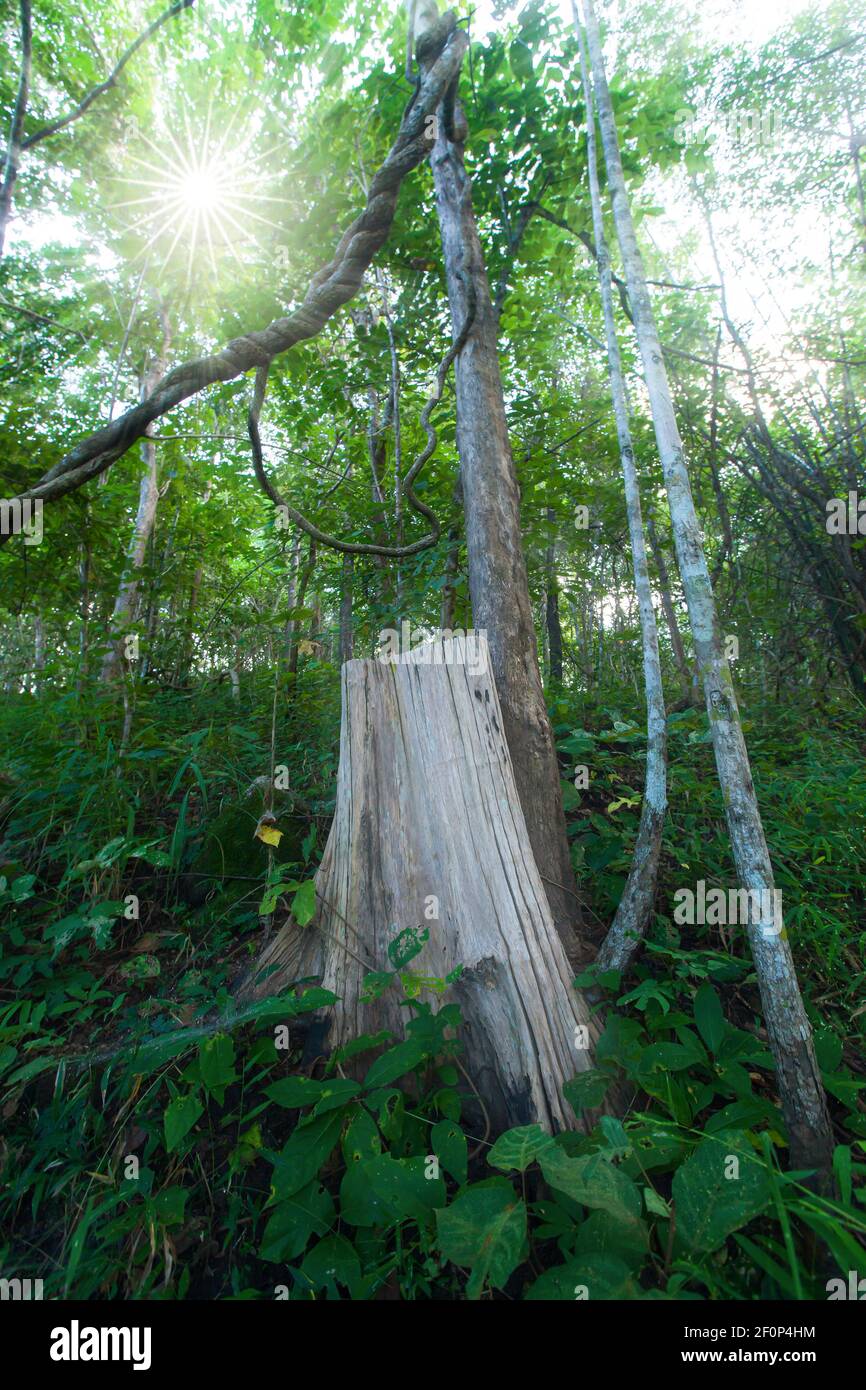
[
  {"left": 579, "top": 0, "right": 833, "bottom": 1179},
  {"left": 0, "top": 0, "right": 31, "bottom": 258},
  {"left": 102, "top": 306, "right": 172, "bottom": 681},
  {"left": 415, "top": 2, "right": 580, "bottom": 946},
  {"left": 244, "top": 636, "right": 607, "bottom": 1133},
  {"left": 575, "top": 24, "right": 667, "bottom": 974}
]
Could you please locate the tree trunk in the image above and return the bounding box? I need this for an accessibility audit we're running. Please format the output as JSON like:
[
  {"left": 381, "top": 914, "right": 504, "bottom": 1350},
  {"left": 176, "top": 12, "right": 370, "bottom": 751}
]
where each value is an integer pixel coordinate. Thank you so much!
[
  {"left": 283, "top": 527, "right": 302, "bottom": 665},
  {"left": 101, "top": 305, "right": 172, "bottom": 681},
  {"left": 415, "top": 3, "right": 580, "bottom": 947},
  {"left": 647, "top": 510, "right": 695, "bottom": 703},
  {"left": 0, "top": 1, "right": 32, "bottom": 258},
  {"left": 440, "top": 470, "right": 464, "bottom": 631},
  {"left": 339, "top": 551, "right": 354, "bottom": 665},
  {"left": 579, "top": 0, "right": 834, "bottom": 1180},
  {"left": 576, "top": 23, "right": 667, "bottom": 974},
  {"left": 545, "top": 509, "right": 564, "bottom": 683},
  {"left": 289, "top": 539, "right": 317, "bottom": 676},
  {"left": 244, "top": 636, "right": 605, "bottom": 1133}
]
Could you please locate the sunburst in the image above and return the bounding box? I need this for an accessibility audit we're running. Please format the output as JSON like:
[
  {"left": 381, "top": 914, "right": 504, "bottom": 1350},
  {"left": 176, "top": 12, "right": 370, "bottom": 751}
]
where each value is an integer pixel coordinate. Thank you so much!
[{"left": 112, "top": 100, "right": 290, "bottom": 287}]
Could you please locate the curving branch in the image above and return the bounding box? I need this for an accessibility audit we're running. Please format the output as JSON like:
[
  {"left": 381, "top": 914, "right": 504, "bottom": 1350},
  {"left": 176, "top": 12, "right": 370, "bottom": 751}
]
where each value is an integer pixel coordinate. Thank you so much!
[
  {"left": 20, "top": 1, "right": 196, "bottom": 151},
  {"left": 247, "top": 272, "right": 477, "bottom": 559},
  {"left": 0, "top": 13, "right": 468, "bottom": 543}
]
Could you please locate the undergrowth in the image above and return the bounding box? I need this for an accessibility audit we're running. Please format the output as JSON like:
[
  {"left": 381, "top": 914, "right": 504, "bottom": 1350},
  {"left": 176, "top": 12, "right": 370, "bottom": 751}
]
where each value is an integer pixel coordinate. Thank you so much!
[{"left": 1, "top": 670, "right": 864, "bottom": 1299}]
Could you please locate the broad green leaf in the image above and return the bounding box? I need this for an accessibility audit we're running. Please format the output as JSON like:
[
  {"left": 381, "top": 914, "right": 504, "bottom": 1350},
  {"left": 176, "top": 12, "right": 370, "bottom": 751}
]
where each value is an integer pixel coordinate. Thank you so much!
[
  {"left": 269, "top": 1110, "right": 345, "bottom": 1199},
  {"left": 292, "top": 879, "right": 317, "bottom": 926},
  {"left": 432, "top": 1119, "right": 468, "bottom": 1185},
  {"left": 198, "top": 1033, "right": 236, "bottom": 1098},
  {"left": 164, "top": 1093, "right": 204, "bottom": 1153},
  {"left": 301, "top": 1234, "right": 361, "bottom": 1296},
  {"left": 671, "top": 1130, "right": 771, "bottom": 1251},
  {"left": 563, "top": 1069, "right": 612, "bottom": 1114},
  {"left": 487, "top": 1124, "right": 555, "bottom": 1173},
  {"left": 436, "top": 1181, "right": 527, "bottom": 1299},
  {"left": 260, "top": 1180, "right": 334, "bottom": 1262},
  {"left": 539, "top": 1147, "right": 642, "bottom": 1227},
  {"left": 693, "top": 984, "right": 726, "bottom": 1054},
  {"left": 363, "top": 1038, "right": 428, "bottom": 1089},
  {"left": 525, "top": 1253, "right": 638, "bottom": 1300},
  {"left": 363, "top": 1153, "right": 446, "bottom": 1223}
]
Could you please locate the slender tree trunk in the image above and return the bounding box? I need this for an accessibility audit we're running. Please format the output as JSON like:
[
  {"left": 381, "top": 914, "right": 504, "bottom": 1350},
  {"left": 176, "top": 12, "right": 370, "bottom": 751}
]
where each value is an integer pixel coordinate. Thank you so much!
[
  {"left": 77, "top": 527, "right": 91, "bottom": 694},
  {"left": 339, "top": 552, "right": 354, "bottom": 665},
  {"left": 576, "top": 25, "right": 667, "bottom": 973},
  {"left": 283, "top": 527, "right": 302, "bottom": 665},
  {"left": 289, "top": 540, "right": 317, "bottom": 676},
  {"left": 102, "top": 305, "right": 172, "bottom": 681},
  {"left": 440, "top": 469, "right": 464, "bottom": 630},
  {"left": 647, "top": 510, "right": 694, "bottom": 702},
  {"left": 415, "top": 2, "right": 580, "bottom": 944},
  {"left": 578, "top": 0, "right": 834, "bottom": 1179},
  {"left": 0, "top": 0, "right": 32, "bottom": 258},
  {"left": 545, "top": 509, "right": 564, "bottom": 684}
]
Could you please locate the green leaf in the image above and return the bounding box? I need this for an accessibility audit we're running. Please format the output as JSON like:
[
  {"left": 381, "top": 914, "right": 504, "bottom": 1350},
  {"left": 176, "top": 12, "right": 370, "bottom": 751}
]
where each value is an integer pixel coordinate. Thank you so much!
[
  {"left": 339, "top": 1160, "right": 392, "bottom": 1227},
  {"left": 671, "top": 1130, "right": 772, "bottom": 1251},
  {"left": 301, "top": 1234, "right": 361, "bottom": 1296},
  {"left": 164, "top": 1093, "right": 204, "bottom": 1153},
  {"left": 487, "top": 1124, "right": 555, "bottom": 1173},
  {"left": 563, "top": 1070, "right": 612, "bottom": 1115},
  {"left": 436, "top": 1181, "right": 527, "bottom": 1299},
  {"left": 539, "top": 1148, "right": 642, "bottom": 1227},
  {"left": 198, "top": 1033, "right": 236, "bottom": 1098},
  {"left": 387, "top": 924, "right": 429, "bottom": 969},
  {"left": 269, "top": 1110, "right": 345, "bottom": 1199},
  {"left": 342, "top": 1108, "right": 381, "bottom": 1166},
  {"left": 363, "top": 1038, "right": 428, "bottom": 1089},
  {"left": 525, "top": 1253, "right": 638, "bottom": 1300},
  {"left": 364, "top": 1153, "right": 446, "bottom": 1223},
  {"left": 266, "top": 1075, "right": 329, "bottom": 1109},
  {"left": 292, "top": 879, "right": 317, "bottom": 926},
  {"left": 432, "top": 1119, "right": 468, "bottom": 1185},
  {"left": 260, "top": 1181, "right": 334, "bottom": 1262},
  {"left": 693, "top": 984, "right": 726, "bottom": 1054}
]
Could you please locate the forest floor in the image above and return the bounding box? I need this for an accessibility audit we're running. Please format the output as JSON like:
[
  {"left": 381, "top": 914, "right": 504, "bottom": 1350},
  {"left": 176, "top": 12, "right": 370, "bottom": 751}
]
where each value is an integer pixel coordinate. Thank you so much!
[{"left": 1, "top": 670, "right": 864, "bottom": 1299}]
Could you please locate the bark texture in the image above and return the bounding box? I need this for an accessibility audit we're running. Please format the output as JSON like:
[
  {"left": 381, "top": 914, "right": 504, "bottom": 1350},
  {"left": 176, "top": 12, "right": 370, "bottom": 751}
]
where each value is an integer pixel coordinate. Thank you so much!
[
  {"left": 415, "top": 2, "right": 580, "bottom": 946},
  {"left": 576, "top": 24, "right": 667, "bottom": 973},
  {"left": 102, "top": 309, "right": 172, "bottom": 681},
  {"left": 579, "top": 0, "right": 833, "bottom": 1178},
  {"left": 244, "top": 636, "right": 603, "bottom": 1133}
]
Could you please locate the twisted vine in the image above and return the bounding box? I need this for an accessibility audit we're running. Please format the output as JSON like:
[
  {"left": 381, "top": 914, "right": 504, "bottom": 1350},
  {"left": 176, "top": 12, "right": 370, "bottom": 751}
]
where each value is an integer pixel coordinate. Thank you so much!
[
  {"left": 1, "top": 13, "right": 468, "bottom": 535},
  {"left": 247, "top": 271, "right": 477, "bottom": 559}
]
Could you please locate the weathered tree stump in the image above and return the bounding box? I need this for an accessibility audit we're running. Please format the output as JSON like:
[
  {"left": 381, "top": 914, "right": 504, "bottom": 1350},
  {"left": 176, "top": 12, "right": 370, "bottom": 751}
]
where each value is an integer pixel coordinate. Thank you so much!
[{"left": 243, "top": 635, "right": 603, "bottom": 1133}]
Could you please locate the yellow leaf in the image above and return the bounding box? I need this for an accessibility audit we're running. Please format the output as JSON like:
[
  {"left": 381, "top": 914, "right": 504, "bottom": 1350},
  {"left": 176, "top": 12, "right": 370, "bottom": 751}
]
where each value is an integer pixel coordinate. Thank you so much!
[{"left": 255, "top": 822, "right": 283, "bottom": 847}]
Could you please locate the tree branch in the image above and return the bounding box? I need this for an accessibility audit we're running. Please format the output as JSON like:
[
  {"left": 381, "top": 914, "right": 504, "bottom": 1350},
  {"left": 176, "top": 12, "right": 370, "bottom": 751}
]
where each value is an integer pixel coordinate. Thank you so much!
[
  {"left": 247, "top": 271, "right": 477, "bottom": 559},
  {"left": 20, "top": 1, "right": 196, "bottom": 151},
  {"left": 1, "top": 18, "right": 469, "bottom": 541}
]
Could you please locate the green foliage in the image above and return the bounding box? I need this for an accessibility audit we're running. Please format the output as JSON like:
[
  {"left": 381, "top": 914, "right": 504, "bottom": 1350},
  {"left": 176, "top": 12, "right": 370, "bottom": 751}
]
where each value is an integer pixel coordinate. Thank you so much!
[{"left": 0, "top": 0, "right": 864, "bottom": 1306}]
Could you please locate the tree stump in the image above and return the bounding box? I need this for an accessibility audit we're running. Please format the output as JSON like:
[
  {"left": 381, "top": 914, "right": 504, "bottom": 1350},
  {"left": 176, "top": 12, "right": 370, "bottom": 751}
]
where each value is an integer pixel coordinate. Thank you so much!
[{"left": 243, "top": 635, "right": 603, "bottom": 1133}]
